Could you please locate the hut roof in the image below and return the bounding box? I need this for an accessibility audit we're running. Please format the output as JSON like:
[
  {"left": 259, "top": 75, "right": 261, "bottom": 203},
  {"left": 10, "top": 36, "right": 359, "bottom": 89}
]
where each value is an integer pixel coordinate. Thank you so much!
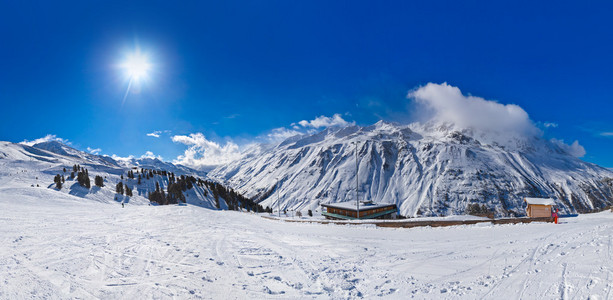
[
  {"left": 321, "top": 201, "right": 396, "bottom": 212},
  {"left": 524, "top": 197, "right": 555, "bottom": 206}
]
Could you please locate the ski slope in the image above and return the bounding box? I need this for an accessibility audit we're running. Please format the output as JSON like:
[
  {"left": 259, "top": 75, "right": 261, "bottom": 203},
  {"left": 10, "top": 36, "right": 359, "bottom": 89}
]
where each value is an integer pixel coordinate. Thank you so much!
[{"left": 1, "top": 186, "right": 612, "bottom": 299}]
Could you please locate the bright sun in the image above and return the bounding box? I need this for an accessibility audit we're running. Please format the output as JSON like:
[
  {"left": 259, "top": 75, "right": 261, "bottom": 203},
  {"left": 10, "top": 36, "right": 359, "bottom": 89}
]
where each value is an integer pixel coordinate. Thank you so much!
[
  {"left": 119, "top": 49, "right": 153, "bottom": 105},
  {"left": 121, "top": 52, "right": 152, "bottom": 81}
]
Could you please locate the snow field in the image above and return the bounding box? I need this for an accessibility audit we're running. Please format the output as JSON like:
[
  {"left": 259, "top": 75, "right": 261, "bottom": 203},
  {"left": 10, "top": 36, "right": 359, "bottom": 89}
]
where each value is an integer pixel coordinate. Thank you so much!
[{"left": 1, "top": 187, "right": 612, "bottom": 299}]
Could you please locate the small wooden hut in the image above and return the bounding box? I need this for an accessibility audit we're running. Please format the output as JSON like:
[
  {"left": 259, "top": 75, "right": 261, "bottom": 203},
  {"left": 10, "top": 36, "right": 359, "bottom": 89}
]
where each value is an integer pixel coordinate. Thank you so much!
[{"left": 524, "top": 197, "right": 555, "bottom": 218}]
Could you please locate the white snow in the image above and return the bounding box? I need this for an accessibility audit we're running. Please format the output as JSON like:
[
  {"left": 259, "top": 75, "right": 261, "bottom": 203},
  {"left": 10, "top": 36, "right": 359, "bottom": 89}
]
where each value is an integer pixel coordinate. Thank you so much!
[
  {"left": 1, "top": 186, "right": 612, "bottom": 299},
  {"left": 525, "top": 197, "right": 556, "bottom": 206},
  {"left": 210, "top": 121, "right": 613, "bottom": 217}
]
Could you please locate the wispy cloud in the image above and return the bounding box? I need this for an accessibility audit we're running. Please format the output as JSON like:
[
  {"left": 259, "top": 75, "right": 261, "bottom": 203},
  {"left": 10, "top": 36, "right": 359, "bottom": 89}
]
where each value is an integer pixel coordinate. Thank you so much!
[
  {"left": 297, "top": 114, "right": 353, "bottom": 129},
  {"left": 599, "top": 132, "right": 613, "bottom": 137},
  {"left": 267, "top": 127, "right": 303, "bottom": 142},
  {"left": 543, "top": 122, "right": 558, "bottom": 128},
  {"left": 550, "top": 138, "right": 586, "bottom": 158},
  {"left": 86, "top": 147, "right": 101, "bottom": 155},
  {"left": 20, "top": 134, "right": 68, "bottom": 146},
  {"left": 110, "top": 154, "right": 135, "bottom": 162},
  {"left": 146, "top": 130, "right": 170, "bottom": 138},
  {"left": 140, "top": 151, "right": 163, "bottom": 160},
  {"left": 110, "top": 151, "right": 162, "bottom": 162},
  {"left": 147, "top": 131, "right": 161, "bottom": 138}
]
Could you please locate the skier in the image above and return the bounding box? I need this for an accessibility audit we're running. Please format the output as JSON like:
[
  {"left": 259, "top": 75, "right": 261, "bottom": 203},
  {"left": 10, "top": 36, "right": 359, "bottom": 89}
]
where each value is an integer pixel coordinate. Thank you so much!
[
  {"left": 122, "top": 202, "right": 124, "bottom": 208},
  {"left": 552, "top": 208, "right": 558, "bottom": 224}
]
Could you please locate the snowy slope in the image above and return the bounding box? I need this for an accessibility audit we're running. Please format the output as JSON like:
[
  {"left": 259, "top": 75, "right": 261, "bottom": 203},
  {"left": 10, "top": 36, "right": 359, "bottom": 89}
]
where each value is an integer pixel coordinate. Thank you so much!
[
  {"left": 1, "top": 186, "right": 612, "bottom": 299},
  {"left": 210, "top": 121, "right": 613, "bottom": 217},
  {"left": 0, "top": 141, "right": 221, "bottom": 209}
]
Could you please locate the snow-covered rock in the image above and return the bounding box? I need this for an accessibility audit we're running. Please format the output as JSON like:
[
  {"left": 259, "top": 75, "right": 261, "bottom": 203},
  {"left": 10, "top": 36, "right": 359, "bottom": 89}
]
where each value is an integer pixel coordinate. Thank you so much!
[
  {"left": 0, "top": 141, "right": 220, "bottom": 209},
  {"left": 210, "top": 121, "right": 613, "bottom": 217}
]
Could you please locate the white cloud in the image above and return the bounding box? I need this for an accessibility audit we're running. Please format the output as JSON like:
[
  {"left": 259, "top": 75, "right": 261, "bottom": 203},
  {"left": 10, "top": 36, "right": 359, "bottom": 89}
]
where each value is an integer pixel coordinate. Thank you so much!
[
  {"left": 140, "top": 151, "right": 163, "bottom": 160},
  {"left": 297, "top": 114, "right": 353, "bottom": 128},
  {"left": 171, "top": 133, "right": 242, "bottom": 170},
  {"left": 550, "top": 139, "right": 586, "bottom": 158},
  {"left": 110, "top": 154, "right": 135, "bottom": 162},
  {"left": 267, "top": 127, "right": 303, "bottom": 142},
  {"left": 408, "top": 83, "right": 588, "bottom": 156},
  {"left": 147, "top": 131, "right": 161, "bottom": 138},
  {"left": 599, "top": 132, "right": 613, "bottom": 137},
  {"left": 21, "top": 134, "right": 68, "bottom": 146},
  {"left": 408, "top": 82, "right": 541, "bottom": 137},
  {"left": 87, "top": 147, "right": 101, "bottom": 155},
  {"left": 146, "top": 130, "right": 170, "bottom": 138}
]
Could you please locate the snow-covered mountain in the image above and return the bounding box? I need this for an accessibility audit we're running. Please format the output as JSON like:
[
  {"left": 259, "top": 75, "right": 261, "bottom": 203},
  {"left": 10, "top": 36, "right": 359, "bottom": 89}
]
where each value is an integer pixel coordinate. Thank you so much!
[
  {"left": 0, "top": 141, "right": 237, "bottom": 209},
  {"left": 210, "top": 121, "right": 613, "bottom": 217}
]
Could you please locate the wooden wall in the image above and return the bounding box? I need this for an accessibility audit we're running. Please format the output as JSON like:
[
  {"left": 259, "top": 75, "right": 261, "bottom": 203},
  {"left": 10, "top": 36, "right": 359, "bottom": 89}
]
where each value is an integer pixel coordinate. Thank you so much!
[{"left": 527, "top": 204, "right": 552, "bottom": 218}]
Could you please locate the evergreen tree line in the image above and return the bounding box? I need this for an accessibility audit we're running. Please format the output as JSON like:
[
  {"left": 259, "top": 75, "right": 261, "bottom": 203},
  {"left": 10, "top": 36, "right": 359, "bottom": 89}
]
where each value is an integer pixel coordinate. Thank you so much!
[
  {"left": 115, "top": 181, "right": 133, "bottom": 197},
  {"left": 53, "top": 165, "right": 92, "bottom": 189},
  {"left": 120, "top": 167, "right": 267, "bottom": 213},
  {"left": 466, "top": 203, "right": 492, "bottom": 216},
  {"left": 203, "top": 180, "right": 269, "bottom": 213}
]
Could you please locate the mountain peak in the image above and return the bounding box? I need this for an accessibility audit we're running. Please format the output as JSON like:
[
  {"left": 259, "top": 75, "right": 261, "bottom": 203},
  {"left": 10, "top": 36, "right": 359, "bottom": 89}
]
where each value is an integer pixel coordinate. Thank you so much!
[
  {"left": 210, "top": 120, "right": 613, "bottom": 217},
  {"left": 32, "top": 140, "right": 74, "bottom": 157}
]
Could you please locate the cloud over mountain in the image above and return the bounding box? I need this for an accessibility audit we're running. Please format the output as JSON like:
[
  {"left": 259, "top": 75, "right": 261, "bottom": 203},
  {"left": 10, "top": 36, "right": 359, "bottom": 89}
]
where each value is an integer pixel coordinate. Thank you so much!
[
  {"left": 408, "top": 83, "right": 541, "bottom": 138},
  {"left": 297, "top": 114, "right": 353, "bottom": 129},
  {"left": 171, "top": 133, "right": 242, "bottom": 170},
  {"left": 20, "top": 134, "right": 68, "bottom": 146}
]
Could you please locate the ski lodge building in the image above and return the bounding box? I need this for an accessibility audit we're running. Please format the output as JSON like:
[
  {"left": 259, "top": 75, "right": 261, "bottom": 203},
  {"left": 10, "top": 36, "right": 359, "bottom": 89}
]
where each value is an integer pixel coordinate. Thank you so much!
[
  {"left": 321, "top": 201, "right": 398, "bottom": 220},
  {"left": 524, "top": 197, "right": 555, "bottom": 218}
]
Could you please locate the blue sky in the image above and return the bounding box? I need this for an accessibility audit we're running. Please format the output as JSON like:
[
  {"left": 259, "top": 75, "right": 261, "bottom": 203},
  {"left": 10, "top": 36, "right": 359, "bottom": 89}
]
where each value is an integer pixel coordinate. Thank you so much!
[{"left": 1, "top": 1, "right": 612, "bottom": 167}]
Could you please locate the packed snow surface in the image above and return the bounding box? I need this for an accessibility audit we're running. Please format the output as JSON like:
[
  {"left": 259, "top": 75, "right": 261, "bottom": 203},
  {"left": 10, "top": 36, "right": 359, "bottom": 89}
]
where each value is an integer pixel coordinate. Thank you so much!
[{"left": 2, "top": 187, "right": 612, "bottom": 299}]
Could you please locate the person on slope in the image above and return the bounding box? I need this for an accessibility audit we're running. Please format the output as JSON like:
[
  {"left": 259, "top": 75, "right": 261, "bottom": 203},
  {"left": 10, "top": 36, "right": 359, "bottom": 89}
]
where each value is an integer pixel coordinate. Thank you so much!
[{"left": 552, "top": 208, "right": 558, "bottom": 224}]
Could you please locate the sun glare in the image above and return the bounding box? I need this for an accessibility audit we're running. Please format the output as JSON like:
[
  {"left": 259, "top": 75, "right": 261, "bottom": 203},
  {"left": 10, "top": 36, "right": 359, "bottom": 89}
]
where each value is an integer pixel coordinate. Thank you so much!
[
  {"left": 119, "top": 49, "right": 154, "bottom": 106},
  {"left": 121, "top": 52, "right": 152, "bottom": 81}
]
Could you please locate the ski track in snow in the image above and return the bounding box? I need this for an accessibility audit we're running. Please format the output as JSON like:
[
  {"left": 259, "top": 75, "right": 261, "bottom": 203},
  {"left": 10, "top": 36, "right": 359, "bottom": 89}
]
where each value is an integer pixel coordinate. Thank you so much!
[{"left": 1, "top": 187, "right": 612, "bottom": 299}]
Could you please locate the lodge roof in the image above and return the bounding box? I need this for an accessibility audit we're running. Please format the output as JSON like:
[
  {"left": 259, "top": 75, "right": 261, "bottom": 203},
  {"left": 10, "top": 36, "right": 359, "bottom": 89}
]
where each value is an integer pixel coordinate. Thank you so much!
[
  {"left": 321, "top": 201, "right": 397, "bottom": 212},
  {"left": 524, "top": 197, "right": 555, "bottom": 206}
]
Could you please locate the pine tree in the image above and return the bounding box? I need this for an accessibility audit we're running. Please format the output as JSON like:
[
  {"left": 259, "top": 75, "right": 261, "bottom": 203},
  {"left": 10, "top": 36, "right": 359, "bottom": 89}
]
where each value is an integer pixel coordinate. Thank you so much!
[
  {"left": 94, "top": 175, "right": 104, "bottom": 187},
  {"left": 76, "top": 171, "right": 90, "bottom": 188},
  {"left": 54, "top": 174, "right": 62, "bottom": 190},
  {"left": 116, "top": 182, "right": 124, "bottom": 195}
]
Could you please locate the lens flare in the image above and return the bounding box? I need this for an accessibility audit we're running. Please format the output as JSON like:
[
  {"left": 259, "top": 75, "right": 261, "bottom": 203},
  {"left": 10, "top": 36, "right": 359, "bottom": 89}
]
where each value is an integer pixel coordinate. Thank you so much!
[{"left": 119, "top": 49, "right": 153, "bottom": 106}]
